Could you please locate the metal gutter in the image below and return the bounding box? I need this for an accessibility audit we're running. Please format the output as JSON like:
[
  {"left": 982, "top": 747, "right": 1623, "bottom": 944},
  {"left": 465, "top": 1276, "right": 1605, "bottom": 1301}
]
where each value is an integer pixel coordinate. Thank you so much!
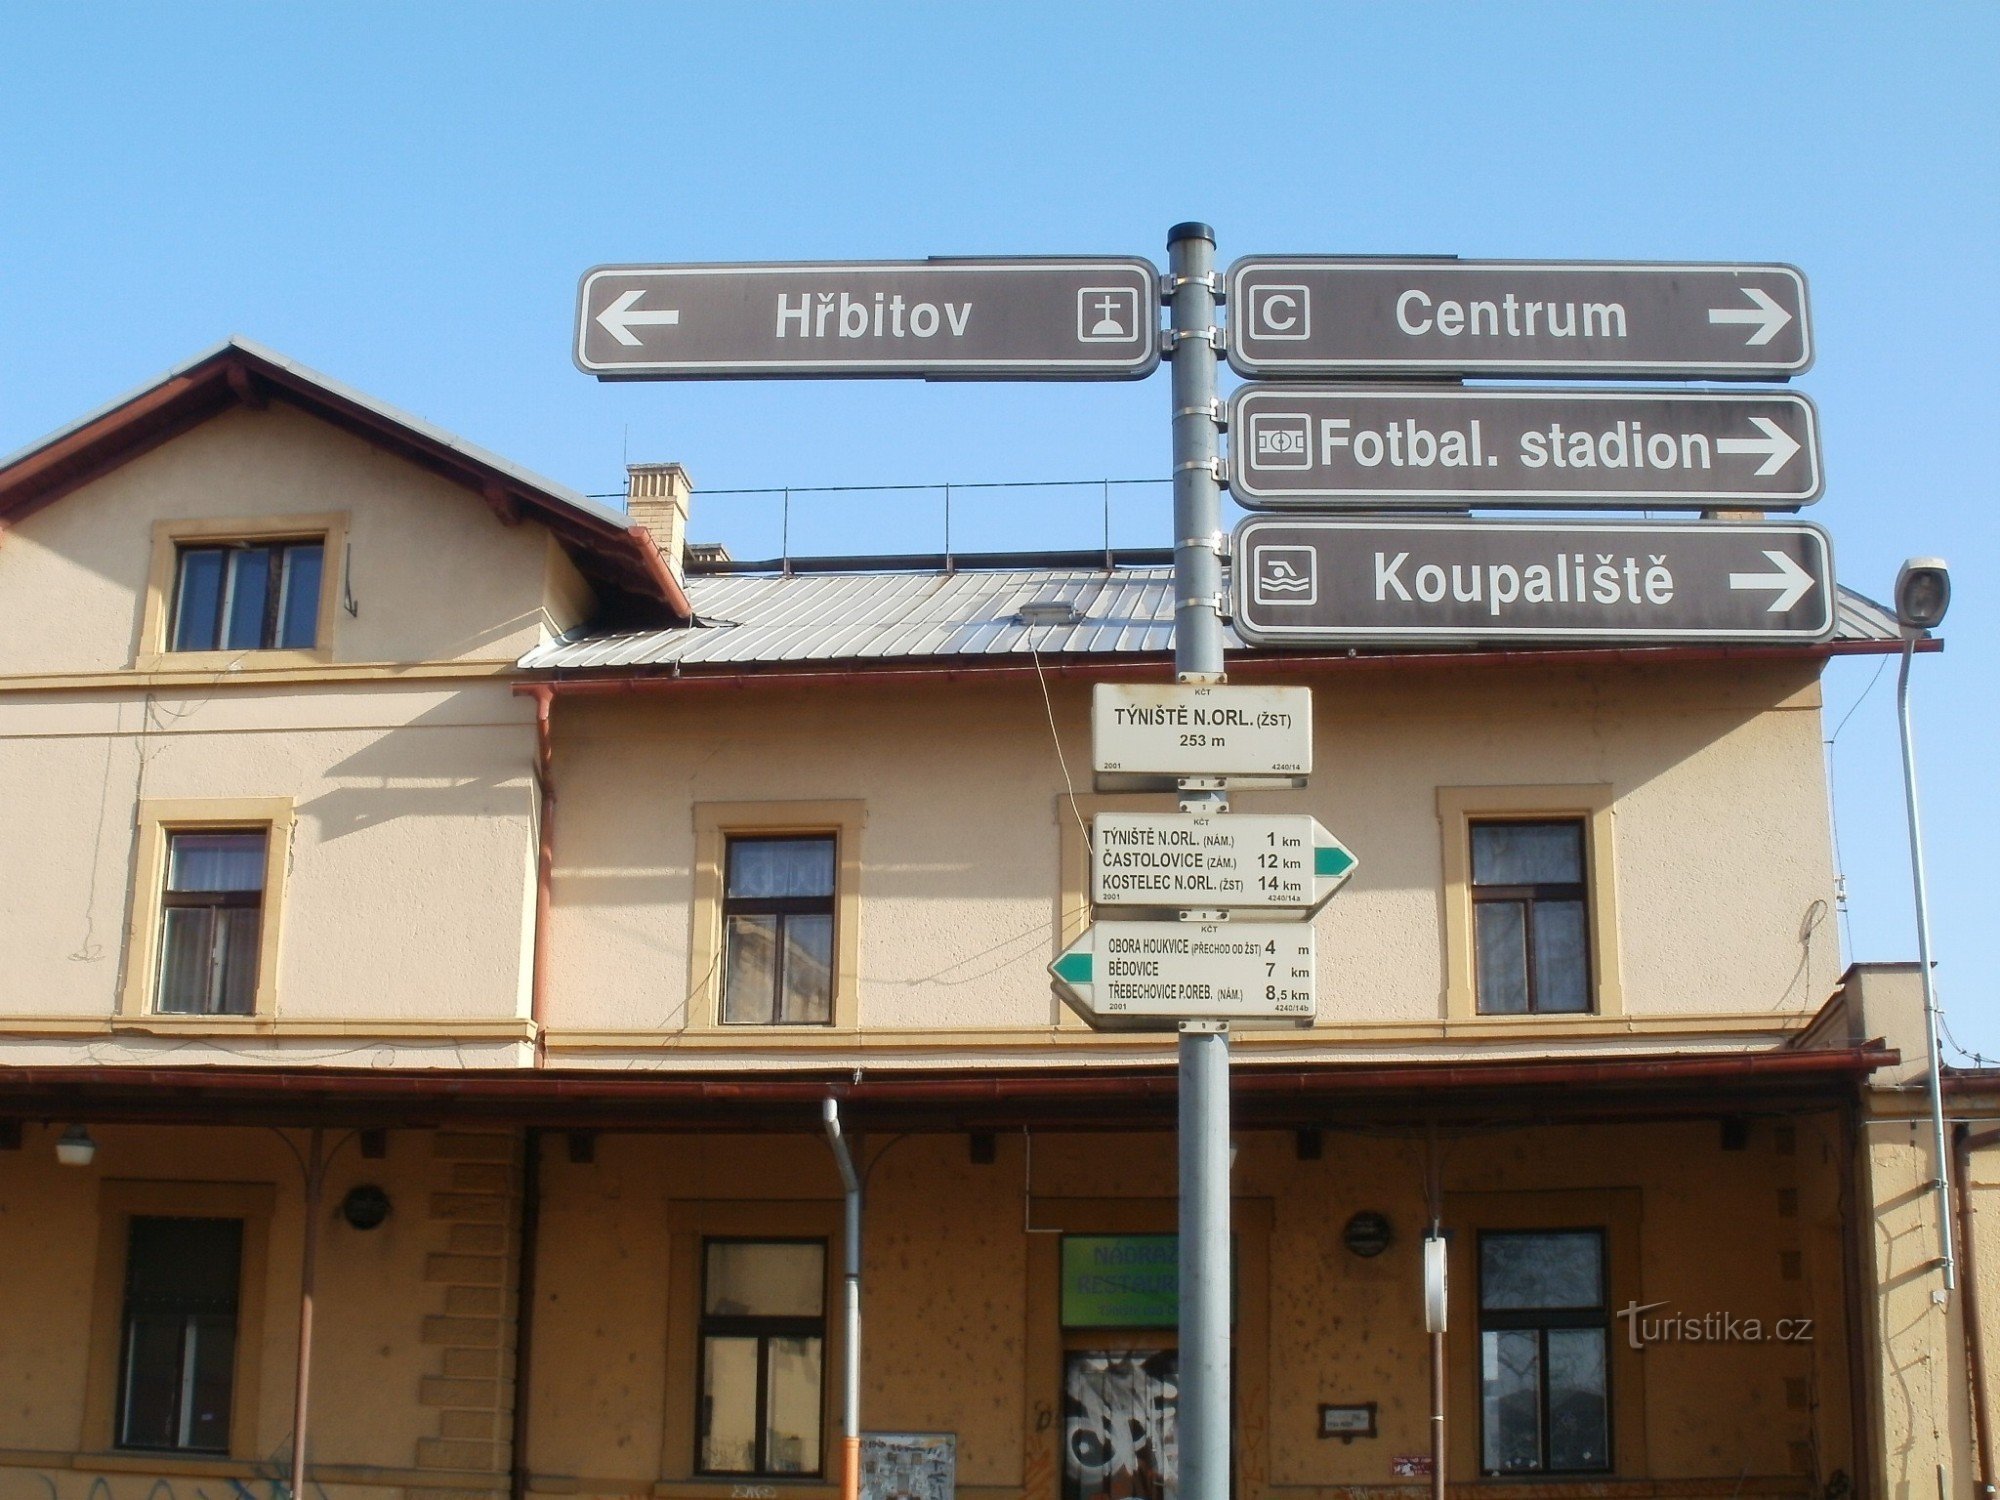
[{"left": 524, "top": 639, "right": 1934, "bottom": 699}]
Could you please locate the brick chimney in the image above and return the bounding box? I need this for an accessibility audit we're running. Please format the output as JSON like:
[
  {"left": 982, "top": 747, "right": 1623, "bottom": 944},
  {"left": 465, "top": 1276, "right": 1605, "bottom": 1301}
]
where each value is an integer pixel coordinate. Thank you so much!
[{"left": 625, "top": 463, "right": 692, "bottom": 585}]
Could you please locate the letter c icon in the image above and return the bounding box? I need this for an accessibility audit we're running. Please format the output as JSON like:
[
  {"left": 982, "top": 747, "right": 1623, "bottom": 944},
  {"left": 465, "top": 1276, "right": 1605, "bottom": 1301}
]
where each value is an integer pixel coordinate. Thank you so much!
[{"left": 1258, "top": 291, "right": 1299, "bottom": 333}]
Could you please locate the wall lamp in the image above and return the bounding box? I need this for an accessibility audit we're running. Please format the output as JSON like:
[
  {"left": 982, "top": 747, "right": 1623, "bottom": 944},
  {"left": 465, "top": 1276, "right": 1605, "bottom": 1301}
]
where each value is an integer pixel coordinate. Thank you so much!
[{"left": 55, "top": 1124, "right": 97, "bottom": 1168}]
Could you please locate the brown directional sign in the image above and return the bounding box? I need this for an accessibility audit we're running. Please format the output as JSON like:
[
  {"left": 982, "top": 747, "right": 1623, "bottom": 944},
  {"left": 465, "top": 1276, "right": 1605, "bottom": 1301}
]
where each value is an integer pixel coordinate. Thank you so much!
[
  {"left": 575, "top": 259, "right": 1160, "bottom": 380},
  {"left": 1229, "top": 386, "right": 1822, "bottom": 508},
  {"left": 1226, "top": 259, "right": 1811, "bottom": 379},
  {"left": 1233, "top": 517, "right": 1835, "bottom": 646}
]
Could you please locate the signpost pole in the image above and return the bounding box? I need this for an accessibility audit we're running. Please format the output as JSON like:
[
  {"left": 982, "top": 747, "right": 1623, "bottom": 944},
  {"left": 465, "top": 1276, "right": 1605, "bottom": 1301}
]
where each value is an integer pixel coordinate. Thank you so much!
[{"left": 1167, "top": 220, "right": 1232, "bottom": 1500}]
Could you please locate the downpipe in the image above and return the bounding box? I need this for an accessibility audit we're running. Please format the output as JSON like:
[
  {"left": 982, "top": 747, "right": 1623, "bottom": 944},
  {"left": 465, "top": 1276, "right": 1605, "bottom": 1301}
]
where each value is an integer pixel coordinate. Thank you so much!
[{"left": 823, "top": 1099, "right": 862, "bottom": 1500}]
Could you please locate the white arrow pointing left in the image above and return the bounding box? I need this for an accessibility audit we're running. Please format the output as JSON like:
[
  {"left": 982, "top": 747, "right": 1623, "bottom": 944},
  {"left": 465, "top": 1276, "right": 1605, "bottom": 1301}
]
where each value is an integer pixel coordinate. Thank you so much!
[
  {"left": 1707, "top": 287, "right": 1793, "bottom": 347},
  {"left": 1728, "top": 549, "right": 1816, "bottom": 612},
  {"left": 597, "top": 289, "right": 681, "bottom": 347},
  {"left": 1716, "top": 416, "right": 1803, "bottom": 476}
]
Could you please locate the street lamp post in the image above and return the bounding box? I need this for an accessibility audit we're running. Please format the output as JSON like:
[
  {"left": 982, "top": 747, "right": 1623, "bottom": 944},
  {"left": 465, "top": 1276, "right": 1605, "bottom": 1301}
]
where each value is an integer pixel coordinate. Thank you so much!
[{"left": 1892, "top": 556, "right": 1955, "bottom": 1292}]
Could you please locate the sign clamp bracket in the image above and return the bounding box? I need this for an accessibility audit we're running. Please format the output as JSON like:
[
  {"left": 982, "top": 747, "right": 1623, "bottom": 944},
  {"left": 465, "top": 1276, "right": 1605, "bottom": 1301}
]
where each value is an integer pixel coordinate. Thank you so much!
[
  {"left": 1164, "top": 326, "right": 1227, "bottom": 354},
  {"left": 1174, "top": 399, "right": 1226, "bottom": 429},
  {"left": 1161, "top": 271, "right": 1223, "bottom": 301}
]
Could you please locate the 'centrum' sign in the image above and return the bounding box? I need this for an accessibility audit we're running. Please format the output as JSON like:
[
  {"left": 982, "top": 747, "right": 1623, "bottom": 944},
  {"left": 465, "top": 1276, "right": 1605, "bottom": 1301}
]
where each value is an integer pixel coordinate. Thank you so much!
[
  {"left": 1228, "top": 386, "right": 1821, "bottom": 508},
  {"left": 576, "top": 259, "right": 1160, "bottom": 380},
  {"left": 1091, "top": 683, "right": 1312, "bottom": 791},
  {"left": 1233, "top": 517, "right": 1836, "bottom": 647},
  {"left": 1226, "top": 259, "right": 1811, "bottom": 379}
]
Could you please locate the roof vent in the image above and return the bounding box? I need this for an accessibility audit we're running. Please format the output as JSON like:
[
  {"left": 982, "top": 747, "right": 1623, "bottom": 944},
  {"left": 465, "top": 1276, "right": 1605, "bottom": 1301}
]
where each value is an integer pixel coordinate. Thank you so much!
[{"left": 1016, "top": 599, "right": 1084, "bottom": 627}]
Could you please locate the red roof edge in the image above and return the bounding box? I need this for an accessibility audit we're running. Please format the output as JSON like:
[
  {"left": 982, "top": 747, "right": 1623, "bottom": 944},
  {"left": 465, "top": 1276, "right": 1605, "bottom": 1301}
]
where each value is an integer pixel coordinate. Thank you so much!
[
  {"left": 0, "top": 342, "right": 691, "bottom": 625},
  {"left": 0, "top": 1044, "right": 1897, "bottom": 1132}
]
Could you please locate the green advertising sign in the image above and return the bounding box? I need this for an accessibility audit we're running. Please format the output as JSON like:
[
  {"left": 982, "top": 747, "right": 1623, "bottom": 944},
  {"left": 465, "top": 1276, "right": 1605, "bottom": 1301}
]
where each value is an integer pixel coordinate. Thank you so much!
[{"left": 1061, "top": 1235, "right": 1179, "bottom": 1328}]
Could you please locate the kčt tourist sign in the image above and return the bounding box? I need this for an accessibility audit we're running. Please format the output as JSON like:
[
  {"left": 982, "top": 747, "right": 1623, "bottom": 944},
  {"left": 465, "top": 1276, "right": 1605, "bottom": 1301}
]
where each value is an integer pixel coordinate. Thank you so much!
[
  {"left": 1091, "top": 812, "right": 1356, "bottom": 917},
  {"left": 1048, "top": 920, "right": 1317, "bottom": 1028},
  {"left": 575, "top": 259, "right": 1160, "bottom": 379}
]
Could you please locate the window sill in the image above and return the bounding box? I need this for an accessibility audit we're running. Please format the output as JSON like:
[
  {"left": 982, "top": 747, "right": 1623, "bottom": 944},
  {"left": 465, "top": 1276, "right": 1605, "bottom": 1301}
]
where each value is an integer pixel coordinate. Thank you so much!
[
  {"left": 131, "top": 646, "right": 334, "bottom": 673},
  {"left": 83, "top": 1453, "right": 251, "bottom": 1476}
]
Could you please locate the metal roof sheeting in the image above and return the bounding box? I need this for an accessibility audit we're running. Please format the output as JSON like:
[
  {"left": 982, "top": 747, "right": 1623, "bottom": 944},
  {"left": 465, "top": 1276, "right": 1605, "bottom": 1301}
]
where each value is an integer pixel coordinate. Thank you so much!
[{"left": 519, "top": 562, "right": 1907, "bottom": 671}]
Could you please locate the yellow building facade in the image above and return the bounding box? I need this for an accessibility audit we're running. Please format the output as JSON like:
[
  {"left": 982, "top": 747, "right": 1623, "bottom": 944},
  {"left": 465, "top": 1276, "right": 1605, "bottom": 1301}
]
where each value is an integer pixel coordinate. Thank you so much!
[{"left": 0, "top": 341, "right": 1982, "bottom": 1500}]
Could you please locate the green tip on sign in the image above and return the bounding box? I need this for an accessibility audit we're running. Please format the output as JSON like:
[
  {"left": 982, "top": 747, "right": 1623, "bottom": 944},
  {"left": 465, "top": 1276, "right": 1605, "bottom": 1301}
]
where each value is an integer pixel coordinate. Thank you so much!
[
  {"left": 1053, "top": 951, "right": 1093, "bottom": 985},
  {"left": 1315, "top": 845, "right": 1355, "bottom": 878}
]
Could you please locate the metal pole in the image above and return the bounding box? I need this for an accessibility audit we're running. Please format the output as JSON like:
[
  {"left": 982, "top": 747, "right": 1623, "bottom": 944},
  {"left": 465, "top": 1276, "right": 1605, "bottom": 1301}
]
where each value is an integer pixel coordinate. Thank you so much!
[
  {"left": 1426, "top": 1125, "right": 1446, "bottom": 1500},
  {"left": 1167, "top": 220, "right": 1231, "bottom": 1500},
  {"left": 822, "top": 1100, "right": 863, "bottom": 1500},
  {"left": 291, "top": 1126, "right": 324, "bottom": 1500},
  {"left": 1897, "top": 639, "right": 1957, "bottom": 1292}
]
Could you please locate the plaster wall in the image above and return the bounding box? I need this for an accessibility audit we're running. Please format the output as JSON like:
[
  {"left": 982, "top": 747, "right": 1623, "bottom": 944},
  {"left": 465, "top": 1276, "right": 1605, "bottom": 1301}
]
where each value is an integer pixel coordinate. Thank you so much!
[
  {"left": 522, "top": 1118, "right": 1853, "bottom": 1498},
  {"left": 543, "top": 657, "right": 1838, "bottom": 1052},
  {"left": 0, "top": 680, "right": 538, "bottom": 1033}
]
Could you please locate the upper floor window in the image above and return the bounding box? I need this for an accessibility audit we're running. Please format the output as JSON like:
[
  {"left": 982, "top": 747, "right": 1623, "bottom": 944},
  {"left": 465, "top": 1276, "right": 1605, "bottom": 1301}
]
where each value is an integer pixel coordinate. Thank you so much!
[
  {"left": 171, "top": 539, "right": 324, "bottom": 653},
  {"left": 117, "top": 1215, "right": 243, "bottom": 1453},
  {"left": 722, "top": 836, "right": 836, "bottom": 1026},
  {"left": 697, "top": 1239, "right": 825, "bottom": 1475},
  {"left": 1478, "top": 1230, "right": 1609, "bottom": 1475},
  {"left": 156, "top": 831, "right": 267, "bottom": 1015},
  {"left": 1470, "top": 820, "right": 1590, "bottom": 1015}
]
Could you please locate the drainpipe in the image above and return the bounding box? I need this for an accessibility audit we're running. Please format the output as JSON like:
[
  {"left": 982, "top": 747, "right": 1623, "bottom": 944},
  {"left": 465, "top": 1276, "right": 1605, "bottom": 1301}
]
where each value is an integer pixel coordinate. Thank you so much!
[
  {"left": 291, "top": 1127, "right": 325, "bottom": 1500},
  {"left": 510, "top": 1129, "right": 544, "bottom": 1500},
  {"left": 528, "top": 686, "right": 556, "bottom": 1068},
  {"left": 1955, "top": 1126, "right": 1999, "bottom": 1498},
  {"left": 822, "top": 1099, "right": 861, "bottom": 1500},
  {"left": 1840, "top": 1102, "right": 1877, "bottom": 1500}
]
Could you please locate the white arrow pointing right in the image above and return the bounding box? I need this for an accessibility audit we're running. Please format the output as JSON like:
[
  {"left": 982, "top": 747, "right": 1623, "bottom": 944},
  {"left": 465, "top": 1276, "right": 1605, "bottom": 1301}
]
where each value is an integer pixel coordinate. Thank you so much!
[
  {"left": 1707, "top": 287, "right": 1793, "bottom": 347},
  {"left": 596, "top": 288, "right": 681, "bottom": 347},
  {"left": 1716, "top": 416, "right": 1803, "bottom": 476},
  {"left": 1728, "top": 549, "right": 1816, "bottom": 612}
]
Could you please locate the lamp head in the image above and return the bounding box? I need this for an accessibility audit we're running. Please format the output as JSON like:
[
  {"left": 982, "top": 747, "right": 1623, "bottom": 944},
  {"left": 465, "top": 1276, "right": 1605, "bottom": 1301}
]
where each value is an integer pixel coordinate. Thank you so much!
[
  {"left": 55, "top": 1124, "right": 96, "bottom": 1168},
  {"left": 1896, "top": 558, "right": 1951, "bottom": 631}
]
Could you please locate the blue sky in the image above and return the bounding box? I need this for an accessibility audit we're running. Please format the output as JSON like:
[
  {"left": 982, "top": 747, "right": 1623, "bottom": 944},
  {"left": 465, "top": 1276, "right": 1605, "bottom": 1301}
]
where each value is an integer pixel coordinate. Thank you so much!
[{"left": 3, "top": 4, "right": 1993, "bottom": 1052}]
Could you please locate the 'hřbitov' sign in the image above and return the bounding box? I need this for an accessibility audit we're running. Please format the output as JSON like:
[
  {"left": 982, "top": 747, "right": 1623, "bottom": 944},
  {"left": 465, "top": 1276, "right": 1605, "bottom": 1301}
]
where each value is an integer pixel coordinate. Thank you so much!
[{"left": 575, "top": 259, "right": 1160, "bottom": 380}]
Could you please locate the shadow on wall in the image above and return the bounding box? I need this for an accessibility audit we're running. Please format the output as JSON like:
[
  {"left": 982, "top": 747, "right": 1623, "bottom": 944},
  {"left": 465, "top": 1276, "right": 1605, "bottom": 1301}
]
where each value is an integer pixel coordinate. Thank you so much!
[{"left": 300, "top": 691, "right": 536, "bottom": 840}]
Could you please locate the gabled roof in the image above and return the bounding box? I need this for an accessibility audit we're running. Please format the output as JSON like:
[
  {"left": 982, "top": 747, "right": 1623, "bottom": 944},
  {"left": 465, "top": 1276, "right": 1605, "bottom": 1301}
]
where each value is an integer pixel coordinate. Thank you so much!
[
  {"left": 0, "top": 338, "right": 689, "bottom": 622},
  {"left": 520, "top": 558, "right": 1917, "bottom": 672}
]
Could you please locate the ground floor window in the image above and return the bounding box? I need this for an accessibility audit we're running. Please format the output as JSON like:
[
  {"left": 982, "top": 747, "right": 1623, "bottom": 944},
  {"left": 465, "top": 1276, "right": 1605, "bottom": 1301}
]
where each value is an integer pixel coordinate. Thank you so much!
[
  {"left": 1478, "top": 1229, "right": 1610, "bottom": 1474},
  {"left": 1064, "top": 1349, "right": 1178, "bottom": 1500},
  {"left": 697, "top": 1238, "right": 826, "bottom": 1476},
  {"left": 117, "top": 1215, "right": 243, "bottom": 1452}
]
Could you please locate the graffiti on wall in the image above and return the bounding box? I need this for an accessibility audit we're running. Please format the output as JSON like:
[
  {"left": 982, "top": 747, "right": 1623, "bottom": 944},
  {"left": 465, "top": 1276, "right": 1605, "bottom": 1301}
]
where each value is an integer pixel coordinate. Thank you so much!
[
  {"left": 1062, "top": 1351, "right": 1177, "bottom": 1500},
  {"left": 861, "top": 1432, "right": 955, "bottom": 1500},
  {"left": 0, "top": 1457, "right": 335, "bottom": 1500}
]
